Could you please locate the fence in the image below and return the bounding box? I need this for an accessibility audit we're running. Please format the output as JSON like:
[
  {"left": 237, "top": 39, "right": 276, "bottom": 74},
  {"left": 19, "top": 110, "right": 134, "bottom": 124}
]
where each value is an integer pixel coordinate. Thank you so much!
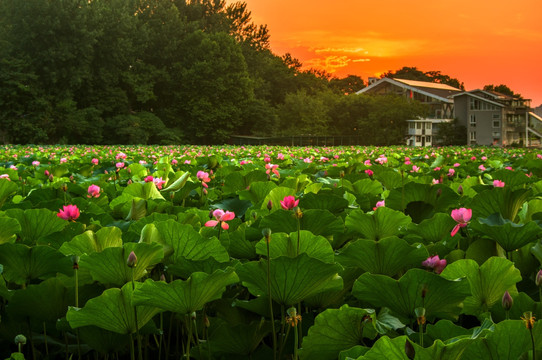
[{"left": 230, "top": 135, "right": 364, "bottom": 146}]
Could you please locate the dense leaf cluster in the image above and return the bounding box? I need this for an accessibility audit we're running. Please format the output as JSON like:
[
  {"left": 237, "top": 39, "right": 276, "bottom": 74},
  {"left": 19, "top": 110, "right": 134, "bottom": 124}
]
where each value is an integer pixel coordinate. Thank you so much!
[{"left": 0, "top": 0, "right": 429, "bottom": 145}]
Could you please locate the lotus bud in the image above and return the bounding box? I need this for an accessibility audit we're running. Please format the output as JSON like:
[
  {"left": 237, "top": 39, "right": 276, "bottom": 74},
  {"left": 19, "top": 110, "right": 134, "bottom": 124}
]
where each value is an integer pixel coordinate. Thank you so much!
[
  {"left": 267, "top": 200, "right": 273, "bottom": 211},
  {"left": 502, "top": 291, "right": 513, "bottom": 311},
  {"left": 160, "top": 274, "right": 166, "bottom": 282},
  {"left": 127, "top": 179, "right": 132, "bottom": 185},
  {"left": 457, "top": 185, "right": 463, "bottom": 195},
  {"left": 190, "top": 311, "right": 197, "bottom": 321},
  {"left": 536, "top": 269, "right": 542, "bottom": 287},
  {"left": 48, "top": 174, "right": 54, "bottom": 182},
  {"left": 405, "top": 339, "right": 416, "bottom": 360},
  {"left": 436, "top": 188, "right": 442, "bottom": 198},
  {"left": 44, "top": 170, "right": 50, "bottom": 177},
  {"left": 126, "top": 251, "right": 137, "bottom": 268},
  {"left": 72, "top": 255, "right": 80, "bottom": 270},
  {"left": 262, "top": 228, "right": 272, "bottom": 243}
]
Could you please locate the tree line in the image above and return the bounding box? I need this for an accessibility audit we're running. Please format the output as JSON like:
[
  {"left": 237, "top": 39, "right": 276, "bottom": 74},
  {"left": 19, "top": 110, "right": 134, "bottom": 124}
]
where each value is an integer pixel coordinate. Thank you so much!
[{"left": 1, "top": 0, "right": 454, "bottom": 145}]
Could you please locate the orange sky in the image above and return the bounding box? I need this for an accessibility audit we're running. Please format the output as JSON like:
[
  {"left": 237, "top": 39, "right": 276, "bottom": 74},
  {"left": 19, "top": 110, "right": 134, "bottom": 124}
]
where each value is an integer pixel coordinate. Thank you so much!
[{"left": 227, "top": 0, "right": 542, "bottom": 107}]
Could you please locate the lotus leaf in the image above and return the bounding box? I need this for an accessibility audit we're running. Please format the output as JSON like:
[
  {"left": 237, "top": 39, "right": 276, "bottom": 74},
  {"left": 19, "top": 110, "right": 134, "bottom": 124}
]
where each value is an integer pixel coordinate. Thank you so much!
[
  {"left": 471, "top": 213, "right": 542, "bottom": 252},
  {"left": 5, "top": 208, "right": 67, "bottom": 245},
  {"left": 386, "top": 182, "right": 459, "bottom": 213},
  {"left": 202, "top": 318, "right": 271, "bottom": 356},
  {"left": 0, "top": 178, "right": 17, "bottom": 207},
  {"left": 336, "top": 236, "right": 428, "bottom": 277},
  {"left": 255, "top": 230, "right": 335, "bottom": 263},
  {"left": 0, "top": 243, "right": 72, "bottom": 285},
  {"left": 80, "top": 242, "right": 163, "bottom": 286},
  {"left": 0, "top": 216, "right": 21, "bottom": 244},
  {"left": 440, "top": 257, "right": 522, "bottom": 316},
  {"left": 407, "top": 213, "right": 457, "bottom": 245},
  {"left": 131, "top": 268, "right": 238, "bottom": 315},
  {"left": 299, "top": 192, "right": 349, "bottom": 214},
  {"left": 67, "top": 282, "right": 161, "bottom": 334},
  {"left": 345, "top": 207, "right": 411, "bottom": 241},
  {"left": 260, "top": 209, "right": 344, "bottom": 237},
  {"left": 59, "top": 226, "right": 123, "bottom": 256},
  {"left": 238, "top": 181, "right": 277, "bottom": 205},
  {"left": 237, "top": 253, "right": 343, "bottom": 306},
  {"left": 468, "top": 187, "right": 531, "bottom": 222},
  {"left": 352, "top": 268, "right": 470, "bottom": 322}
]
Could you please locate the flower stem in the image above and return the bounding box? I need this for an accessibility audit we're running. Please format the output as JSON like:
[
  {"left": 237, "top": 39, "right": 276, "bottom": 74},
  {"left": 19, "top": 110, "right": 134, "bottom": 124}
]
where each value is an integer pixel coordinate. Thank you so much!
[
  {"left": 293, "top": 322, "right": 299, "bottom": 360},
  {"left": 266, "top": 242, "right": 277, "bottom": 360},
  {"left": 529, "top": 327, "right": 536, "bottom": 360},
  {"left": 131, "top": 269, "right": 142, "bottom": 360}
]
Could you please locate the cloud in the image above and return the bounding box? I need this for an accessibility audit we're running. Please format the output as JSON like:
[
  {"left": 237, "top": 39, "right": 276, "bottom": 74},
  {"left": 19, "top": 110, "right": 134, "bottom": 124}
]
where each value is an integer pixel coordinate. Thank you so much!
[{"left": 303, "top": 55, "right": 352, "bottom": 73}]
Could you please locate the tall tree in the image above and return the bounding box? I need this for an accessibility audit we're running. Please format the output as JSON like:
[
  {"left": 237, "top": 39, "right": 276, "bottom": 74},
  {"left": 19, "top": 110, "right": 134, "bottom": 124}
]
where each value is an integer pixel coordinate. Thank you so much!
[
  {"left": 382, "top": 66, "right": 464, "bottom": 90},
  {"left": 483, "top": 84, "right": 519, "bottom": 98}
]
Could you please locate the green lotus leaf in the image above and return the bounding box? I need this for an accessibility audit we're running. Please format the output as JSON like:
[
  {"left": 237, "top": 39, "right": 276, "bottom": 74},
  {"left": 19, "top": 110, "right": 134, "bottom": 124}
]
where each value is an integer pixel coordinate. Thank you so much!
[
  {"left": 167, "top": 258, "right": 236, "bottom": 278},
  {"left": 465, "top": 238, "right": 499, "bottom": 265},
  {"left": 221, "top": 171, "right": 247, "bottom": 196},
  {"left": 374, "top": 168, "right": 403, "bottom": 190},
  {"left": 440, "top": 257, "right": 522, "bottom": 316},
  {"left": 407, "top": 213, "right": 457, "bottom": 244},
  {"left": 203, "top": 318, "right": 271, "bottom": 356},
  {"left": 255, "top": 230, "right": 335, "bottom": 263},
  {"left": 154, "top": 220, "right": 229, "bottom": 263},
  {"left": 352, "top": 178, "right": 384, "bottom": 197},
  {"left": 0, "top": 178, "right": 18, "bottom": 207},
  {"left": 299, "top": 305, "right": 372, "bottom": 360},
  {"left": 212, "top": 196, "right": 252, "bottom": 218},
  {"left": 160, "top": 171, "right": 189, "bottom": 192},
  {"left": 227, "top": 224, "right": 257, "bottom": 259},
  {"left": 78, "top": 326, "right": 130, "bottom": 355},
  {"left": 357, "top": 335, "right": 475, "bottom": 360},
  {"left": 345, "top": 207, "right": 411, "bottom": 241},
  {"left": 423, "top": 319, "right": 470, "bottom": 345},
  {"left": 486, "top": 169, "right": 531, "bottom": 189},
  {"left": 238, "top": 181, "right": 277, "bottom": 205},
  {"left": 470, "top": 213, "right": 542, "bottom": 252},
  {"left": 260, "top": 209, "right": 344, "bottom": 237},
  {"left": 7, "top": 277, "right": 71, "bottom": 322},
  {"left": 59, "top": 226, "right": 123, "bottom": 256},
  {"left": 5, "top": 208, "right": 67, "bottom": 245},
  {"left": 67, "top": 282, "right": 161, "bottom": 334},
  {"left": 336, "top": 236, "right": 428, "bottom": 277},
  {"left": 128, "top": 212, "right": 175, "bottom": 235},
  {"left": 80, "top": 242, "right": 164, "bottom": 286},
  {"left": 468, "top": 187, "right": 531, "bottom": 222},
  {"left": 304, "top": 267, "right": 364, "bottom": 309},
  {"left": 338, "top": 346, "right": 370, "bottom": 360},
  {"left": 386, "top": 182, "right": 459, "bottom": 213},
  {"left": 299, "top": 192, "right": 349, "bottom": 214},
  {"left": 532, "top": 241, "right": 542, "bottom": 265},
  {"left": 518, "top": 198, "right": 542, "bottom": 222},
  {"left": 352, "top": 268, "right": 470, "bottom": 322},
  {"left": 237, "top": 254, "right": 343, "bottom": 306},
  {"left": 0, "top": 243, "right": 72, "bottom": 285},
  {"left": 490, "top": 292, "right": 540, "bottom": 322},
  {"left": 461, "top": 320, "right": 542, "bottom": 359},
  {"left": 131, "top": 268, "right": 238, "bottom": 315},
  {"left": 0, "top": 216, "right": 21, "bottom": 244},
  {"left": 123, "top": 181, "right": 165, "bottom": 200},
  {"left": 124, "top": 198, "right": 147, "bottom": 221}
]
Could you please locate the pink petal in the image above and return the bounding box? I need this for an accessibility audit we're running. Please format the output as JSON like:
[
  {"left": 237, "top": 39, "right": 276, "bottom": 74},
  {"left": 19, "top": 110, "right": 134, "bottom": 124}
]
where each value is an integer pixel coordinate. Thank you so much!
[
  {"left": 204, "top": 220, "right": 218, "bottom": 227},
  {"left": 222, "top": 211, "right": 235, "bottom": 221},
  {"left": 221, "top": 222, "right": 229, "bottom": 230},
  {"left": 451, "top": 224, "right": 460, "bottom": 237}
]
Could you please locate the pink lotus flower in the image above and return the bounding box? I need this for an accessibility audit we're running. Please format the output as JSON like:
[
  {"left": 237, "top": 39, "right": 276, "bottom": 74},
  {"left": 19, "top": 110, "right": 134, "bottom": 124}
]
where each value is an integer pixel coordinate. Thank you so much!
[
  {"left": 451, "top": 208, "right": 472, "bottom": 237},
  {"left": 493, "top": 180, "right": 505, "bottom": 187},
  {"left": 91, "top": 158, "right": 99, "bottom": 165},
  {"left": 265, "top": 164, "right": 280, "bottom": 178},
  {"left": 447, "top": 168, "right": 455, "bottom": 177},
  {"left": 365, "top": 169, "right": 374, "bottom": 176},
  {"left": 153, "top": 177, "right": 166, "bottom": 189},
  {"left": 364, "top": 160, "right": 372, "bottom": 166},
  {"left": 422, "top": 255, "right": 447, "bottom": 274},
  {"left": 32, "top": 161, "right": 40, "bottom": 167},
  {"left": 205, "top": 209, "right": 235, "bottom": 230},
  {"left": 87, "top": 184, "right": 101, "bottom": 198},
  {"left": 144, "top": 175, "right": 154, "bottom": 182},
  {"left": 277, "top": 153, "right": 285, "bottom": 160},
  {"left": 479, "top": 165, "right": 486, "bottom": 171},
  {"left": 0, "top": 174, "right": 10, "bottom": 180},
  {"left": 197, "top": 171, "right": 211, "bottom": 188},
  {"left": 280, "top": 195, "right": 299, "bottom": 210},
  {"left": 116, "top": 152, "right": 127, "bottom": 160},
  {"left": 60, "top": 158, "right": 67, "bottom": 164},
  {"left": 116, "top": 162, "right": 125, "bottom": 169},
  {"left": 57, "top": 205, "right": 80, "bottom": 221},
  {"left": 373, "top": 200, "right": 385, "bottom": 210}
]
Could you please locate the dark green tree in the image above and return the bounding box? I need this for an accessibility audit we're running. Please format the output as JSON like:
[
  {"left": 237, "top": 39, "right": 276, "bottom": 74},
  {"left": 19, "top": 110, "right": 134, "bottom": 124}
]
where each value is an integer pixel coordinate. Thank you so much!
[
  {"left": 329, "top": 75, "right": 366, "bottom": 95},
  {"left": 483, "top": 84, "right": 520, "bottom": 98}
]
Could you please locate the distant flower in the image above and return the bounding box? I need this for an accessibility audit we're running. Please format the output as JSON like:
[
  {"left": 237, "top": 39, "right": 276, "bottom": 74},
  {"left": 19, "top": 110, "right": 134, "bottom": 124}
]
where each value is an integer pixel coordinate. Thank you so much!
[
  {"left": 451, "top": 208, "right": 472, "bottom": 236},
  {"left": 153, "top": 177, "right": 166, "bottom": 189},
  {"left": 482, "top": 156, "right": 487, "bottom": 161},
  {"left": 432, "top": 178, "right": 441, "bottom": 184},
  {"left": 87, "top": 184, "right": 101, "bottom": 198},
  {"left": 197, "top": 171, "right": 211, "bottom": 188},
  {"left": 447, "top": 168, "right": 455, "bottom": 177},
  {"left": 139, "top": 160, "right": 147, "bottom": 165},
  {"left": 57, "top": 205, "right": 80, "bottom": 221},
  {"left": 505, "top": 166, "right": 513, "bottom": 171},
  {"left": 364, "top": 160, "right": 372, "bottom": 166},
  {"left": 205, "top": 209, "right": 235, "bottom": 230},
  {"left": 422, "top": 255, "right": 447, "bottom": 274},
  {"left": 171, "top": 159, "right": 178, "bottom": 165},
  {"left": 536, "top": 269, "right": 542, "bottom": 287},
  {"left": 265, "top": 164, "right": 280, "bottom": 178},
  {"left": 411, "top": 165, "right": 420, "bottom": 173},
  {"left": 60, "top": 158, "right": 67, "bottom": 164},
  {"left": 144, "top": 175, "right": 154, "bottom": 183},
  {"left": 365, "top": 169, "right": 374, "bottom": 176},
  {"left": 280, "top": 195, "right": 299, "bottom": 210},
  {"left": 501, "top": 291, "right": 513, "bottom": 311},
  {"left": 264, "top": 157, "right": 271, "bottom": 163},
  {"left": 116, "top": 162, "right": 125, "bottom": 169},
  {"left": 453, "top": 163, "right": 460, "bottom": 167},
  {"left": 184, "top": 160, "right": 191, "bottom": 164},
  {"left": 277, "top": 153, "right": 285, "bottom": 160},
  {"left": 0, "top": 174, "right": 10, "bottom": 181},
  {"left": 32, "top": 161, "right": 40, "bottom": 167},
  {"left": 303, "top": 157, "right": 312, "bottom": 163},
  {"left": 493, "top": 179, "right": 505, "bottom": 187},
  {"left": 126, "top": 251, "right": 137, "bottom": 268},
  {"left": 116, "top": 152, "right": 127, "bottom": 160},
  {"left": 374, "top": 156, "right": 387, "bottom": 164},
  {"left": 478, "top": 165, "right": 486, "bottom": 171},
  {"left": 91, "top": 158, "right": 99, "bottom": 165},
  {"left": 10, "top": 165, "right": 17, "bottom": 170}
]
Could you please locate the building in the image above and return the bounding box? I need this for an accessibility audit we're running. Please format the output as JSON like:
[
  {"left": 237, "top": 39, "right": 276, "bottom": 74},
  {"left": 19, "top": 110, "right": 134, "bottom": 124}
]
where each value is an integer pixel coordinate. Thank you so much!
[
  {"left": 356, "top": 78, "right": 462, "bottom": 146},
  {"left": 357, "top": 77, "right": 542, "bottom": 146}
]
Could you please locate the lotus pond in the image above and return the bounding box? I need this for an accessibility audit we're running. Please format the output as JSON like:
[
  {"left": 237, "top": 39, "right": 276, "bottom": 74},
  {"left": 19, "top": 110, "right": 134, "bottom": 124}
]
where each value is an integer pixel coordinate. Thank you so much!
[{"left": 1, "top": 144, "right": 542, "bottom": 360}]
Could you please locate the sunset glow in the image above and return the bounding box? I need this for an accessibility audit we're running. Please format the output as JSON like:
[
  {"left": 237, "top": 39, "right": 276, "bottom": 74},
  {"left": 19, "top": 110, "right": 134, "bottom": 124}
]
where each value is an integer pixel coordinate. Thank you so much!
[{"left": 229, "top": 0, "right": 542, "bottom": 106}]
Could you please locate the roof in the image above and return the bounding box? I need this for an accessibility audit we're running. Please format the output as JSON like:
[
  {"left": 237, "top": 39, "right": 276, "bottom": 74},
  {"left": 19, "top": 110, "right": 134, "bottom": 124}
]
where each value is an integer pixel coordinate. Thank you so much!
[
  {"left": 450, "top": 92, "right": 505, "bottom": 107},
  {"left": 356, "top": 77, "right": 461, "bottom": 103}
]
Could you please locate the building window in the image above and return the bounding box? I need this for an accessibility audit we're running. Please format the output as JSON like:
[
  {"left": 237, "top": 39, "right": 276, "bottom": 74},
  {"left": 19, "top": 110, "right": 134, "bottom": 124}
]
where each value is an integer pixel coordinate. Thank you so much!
[
  {"left": 416, "top": 136, "right": 421, "bottom": 142},
  {"left": 409, "top": 122, "right": 415, "bottom": 129},
  {"left": 470, "top": 115, "right": 476, "bottom": 127},
  {"left": 470, "top": 132, "right": 476, "bottom": 141},
  {"left": 492, "top": 114, "right": 500, "bottom": 119},
  {"left": 426, "top": 136, "right": 431, "bottom": 143},
  {"left": 426, "top": 122, "right": 432, "bottom": 130},
  {"left": 493, "top": 120, "right": 500, "bottom": 128},
  {"left": 416, "top": 122, "right": 422, "bottom": 129}
]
